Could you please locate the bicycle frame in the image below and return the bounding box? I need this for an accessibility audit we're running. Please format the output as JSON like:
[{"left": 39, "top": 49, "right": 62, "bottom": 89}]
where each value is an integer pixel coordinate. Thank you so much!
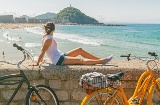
[
  {"left": 0, "top": 70, "right": 32, "bottom": 105},
  {"left": 0, "top": 70, "right": 47, "bottom": 105},
  {"left": 128, "top": 68, "right": 153, "bottom": 104},
  {"left": 80, "top": 53, "right": 159, "bottom": 105},
  {"left": 0, "top": 43, "right": 48, "bottom": 105},
  {"left": 110, "top": 68, "right": 159, "bottom": 105}
]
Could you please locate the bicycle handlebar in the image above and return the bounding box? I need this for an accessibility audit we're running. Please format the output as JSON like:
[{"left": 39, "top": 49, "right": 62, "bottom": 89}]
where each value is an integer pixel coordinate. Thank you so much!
[
  {"left": 0, "top": 43, "right": 33, "bottom": 69},
  {"left": 148, "top": 52, "right": 158, "bottom": 57},
  {"left": 120, "top": 52, "right": 159, "bottom": 69},
  {"left": 13, "top": 43, "right": 24, "bottom": 51},
  {"left": 120, "top": 52, "right": 158, "bottom": 60}
]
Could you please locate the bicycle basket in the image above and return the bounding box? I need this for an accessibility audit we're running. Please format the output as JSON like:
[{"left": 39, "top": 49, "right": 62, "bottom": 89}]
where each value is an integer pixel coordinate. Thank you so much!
[{"left": 79, "top": 72, "right": 108, "bottom": 90}]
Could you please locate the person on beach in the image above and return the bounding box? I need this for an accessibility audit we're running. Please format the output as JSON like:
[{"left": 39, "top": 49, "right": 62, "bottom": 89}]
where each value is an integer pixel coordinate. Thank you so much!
[
  {"left": 31, "top": 22, "right": 113, "bottom": 66},
  {"left": 2, "top": 51, "right": 5, "bottom": 60}
]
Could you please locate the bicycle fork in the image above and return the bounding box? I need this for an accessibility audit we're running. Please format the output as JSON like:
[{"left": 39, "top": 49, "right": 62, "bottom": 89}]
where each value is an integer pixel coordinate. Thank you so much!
[{"left": 30, "top": 86, "right": 47, "bottom": 105}]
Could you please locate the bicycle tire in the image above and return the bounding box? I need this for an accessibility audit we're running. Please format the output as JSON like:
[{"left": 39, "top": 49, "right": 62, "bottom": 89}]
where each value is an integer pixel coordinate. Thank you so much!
[
  {"left": 25, "top": 84, "right": 59, "bottom": 105},
  {"left": 149, "top": 78, "right": 160, "bottom": 105},
  {"left": 81, "top": 88, "right": 123, "bottom": 105}
]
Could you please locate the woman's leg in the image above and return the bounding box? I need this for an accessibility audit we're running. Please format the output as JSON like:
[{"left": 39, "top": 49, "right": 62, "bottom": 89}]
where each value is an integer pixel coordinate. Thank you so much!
[
  {"left": 63, "top": 56, "right": 106, "bottom": 65},
  {"left": 65, "top": 48, "right": 100, "bottom": 59}
]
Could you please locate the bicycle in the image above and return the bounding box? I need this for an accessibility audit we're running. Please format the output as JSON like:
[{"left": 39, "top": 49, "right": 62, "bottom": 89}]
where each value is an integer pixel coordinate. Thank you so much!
[
  {"left": 0, "top": 43, "right": 59, "bottom": 105},
  {"left": 80, "top": 52, "right": 160, "bottom": 105}
]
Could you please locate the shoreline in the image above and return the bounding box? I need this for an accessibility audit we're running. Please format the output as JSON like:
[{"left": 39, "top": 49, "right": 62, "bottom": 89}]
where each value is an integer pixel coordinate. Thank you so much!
[{"left": 0, "top": 23, "right": 127, "bottom": 29}]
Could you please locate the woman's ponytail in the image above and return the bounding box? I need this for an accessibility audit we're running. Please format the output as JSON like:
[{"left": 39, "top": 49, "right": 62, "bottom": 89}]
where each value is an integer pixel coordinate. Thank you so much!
[{"left": 44, "top": 22, "right": 55, "bottom": 35}]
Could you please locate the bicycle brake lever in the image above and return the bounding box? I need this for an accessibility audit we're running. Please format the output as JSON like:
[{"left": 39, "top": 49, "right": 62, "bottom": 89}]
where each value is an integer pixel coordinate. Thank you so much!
[{"left": 120, "top": 54, "right": 131, "bottom": 61}]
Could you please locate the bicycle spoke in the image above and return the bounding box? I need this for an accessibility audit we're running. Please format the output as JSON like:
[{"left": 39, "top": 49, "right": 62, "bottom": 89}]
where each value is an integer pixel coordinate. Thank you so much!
[
  {"left": 84, "top": 91, "right": 122, "bottom": 105},
  {"left": 151, "top": 85, "right": 160, "bottom": 105},
  {"left": 26, "top": 85, "right": 59, "bottom": 105}
]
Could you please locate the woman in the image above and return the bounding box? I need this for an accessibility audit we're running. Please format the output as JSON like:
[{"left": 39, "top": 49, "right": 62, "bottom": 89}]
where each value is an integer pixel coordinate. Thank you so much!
[{"left": 32, "top": 22, "right": 113, "bottom": 66}]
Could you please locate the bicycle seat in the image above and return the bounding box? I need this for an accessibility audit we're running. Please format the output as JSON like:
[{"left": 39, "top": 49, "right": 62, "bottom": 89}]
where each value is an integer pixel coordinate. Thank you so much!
[
  {"left": 148, "top": 52, "right": 158, "bottom": 56},
  {"left": 107, "top": 72, "right": 124, "bottom": 81}
]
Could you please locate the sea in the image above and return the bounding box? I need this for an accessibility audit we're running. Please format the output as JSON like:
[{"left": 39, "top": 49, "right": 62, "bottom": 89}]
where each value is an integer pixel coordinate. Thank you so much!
[{"left": 0, "top": 24, "right": 160, "bottom": 61}]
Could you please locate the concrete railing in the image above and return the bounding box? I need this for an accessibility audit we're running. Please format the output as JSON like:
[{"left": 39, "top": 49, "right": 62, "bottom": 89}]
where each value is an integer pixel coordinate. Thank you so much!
[{"left": 0, "top": 62, "right": 160, "bottom": 105}]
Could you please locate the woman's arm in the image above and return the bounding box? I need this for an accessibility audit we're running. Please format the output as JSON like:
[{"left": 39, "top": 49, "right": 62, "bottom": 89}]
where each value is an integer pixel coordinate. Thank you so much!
[{"left": 30, "top": 39, "right": 52, "bottom": 66}]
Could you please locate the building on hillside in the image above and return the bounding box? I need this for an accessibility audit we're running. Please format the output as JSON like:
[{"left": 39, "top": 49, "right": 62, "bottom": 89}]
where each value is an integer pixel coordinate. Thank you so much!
[
  {"left": 14, "top": 17, "right": 27, "bottom": 23},
  {"left": 28, "top": 18, "right": 38, "bottom": 23},
  {"left": 61, "top": 19, "right": 70, "bottom": 24},
  {"left": 54, "top": 18, "right": 61, "bottom": 24},
  {"left": 39, "top": 19, "right": 53, "bottom": 23},
  {"left": 0, "top": 15, "right": 13, "bottom": 23},
  {"left": 28, "top": 18, "right": 53, "bottom": 23},
  {"left": 54, "top": 18, "right": 70, "bottom": 24}
]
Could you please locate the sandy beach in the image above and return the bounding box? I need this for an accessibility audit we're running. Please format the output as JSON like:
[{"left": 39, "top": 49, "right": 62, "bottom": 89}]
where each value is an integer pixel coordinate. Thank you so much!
[
  {"left": 0, "top": 23, "right": 45, "bottom": 29},
  {"left": 0, "top": 23, "right": 75, "bottom": 29}
]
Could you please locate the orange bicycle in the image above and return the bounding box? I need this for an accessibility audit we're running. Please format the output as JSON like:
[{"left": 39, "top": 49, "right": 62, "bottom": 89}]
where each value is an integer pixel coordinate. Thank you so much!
[{"left": 81, "top": 52, "right": 160, "bottom": 105}]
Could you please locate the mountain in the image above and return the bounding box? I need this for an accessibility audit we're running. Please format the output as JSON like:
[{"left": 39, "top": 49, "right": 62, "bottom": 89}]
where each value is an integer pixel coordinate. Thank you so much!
[
  {"left": 56, "top": 7, "right": 99, "bottom": 24},
  {"left": 35, "top": 12, "right": 56, "bottom": 19}
]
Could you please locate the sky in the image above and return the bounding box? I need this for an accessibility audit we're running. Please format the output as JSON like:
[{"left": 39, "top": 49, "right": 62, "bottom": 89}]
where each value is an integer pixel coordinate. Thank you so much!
[{"left": 0, "top": 0, "right": 160, "bottom": 24}]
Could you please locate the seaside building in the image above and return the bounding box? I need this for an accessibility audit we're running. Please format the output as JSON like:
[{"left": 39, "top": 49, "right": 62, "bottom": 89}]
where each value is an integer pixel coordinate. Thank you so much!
[
  {"left": 28, "top": 18, "right": 53, "bottom": 23},
  {"left": 0, "top": 15, "right": 13, "bottom": 23},
  {"left": 54, "top": 18, "right": 61, "bottom": 24},
  {"left": 28, "top": 18, "right": 39, "bottom": 23},
  {"left": 0, "top": 15, "right": 63, "bottom": 24},
  {"left": 54, "top": 18, "right": 70, "bottom": 24},
  {"left": 14, "top": 17, "right": 27, "bottom": 23},
  {"left": 61, "top": 19, "right": 70, "bottom": 24},
  {"left": 38, "top": 19, "right": 53, "bottom": 23}
]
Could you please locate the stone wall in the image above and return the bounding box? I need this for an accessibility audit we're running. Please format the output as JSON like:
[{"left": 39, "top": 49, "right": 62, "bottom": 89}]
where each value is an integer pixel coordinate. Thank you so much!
[{"left": 0, "top": 63, "right": 160, "bottom": 105}]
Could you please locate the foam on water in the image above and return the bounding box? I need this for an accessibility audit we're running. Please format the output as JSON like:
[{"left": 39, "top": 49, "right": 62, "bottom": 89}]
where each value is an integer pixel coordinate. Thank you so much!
[
  {"left": 25, "top": 27, "right": 43, "bottom": 35},
  {"left": 54, "top": 33, "right": 103, "bottom": 46},
  {"left": 25, "top": 43, "right": 41, "bottom": 48},
  {"left": 25, "top": 27, "right": 103, "bottom": 46},
  {"left": 3, "top": 31, "right": 20, "bottom": 42}
]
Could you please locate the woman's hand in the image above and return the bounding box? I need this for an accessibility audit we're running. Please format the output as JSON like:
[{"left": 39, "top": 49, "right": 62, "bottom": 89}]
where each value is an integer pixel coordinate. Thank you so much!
[{"left": 28, "top": 62, "right": 39, "bottom": 66}]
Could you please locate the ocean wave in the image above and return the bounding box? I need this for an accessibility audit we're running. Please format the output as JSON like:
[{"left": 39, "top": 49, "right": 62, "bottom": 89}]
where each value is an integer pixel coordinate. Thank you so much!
[
  {"left": 24, "top": 27, "right": 43, "bottom": 35},
  {"left": 54, "top": 33, "right": 102, "bottom": 46},
  {"left": 25, "top": 43, "right": 41, "bottom": 48},
  {"left": 24, "top": 27, "right": 103, "bottom": 46}
]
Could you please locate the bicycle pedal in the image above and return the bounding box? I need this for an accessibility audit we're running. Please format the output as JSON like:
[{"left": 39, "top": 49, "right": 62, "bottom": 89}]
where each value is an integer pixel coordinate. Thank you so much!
[
  {"left": 131, "top": 98, "right": 140, "bottom": 104},
  {"left": 32, "top": 93, "right": 37, "bottom": 101}
]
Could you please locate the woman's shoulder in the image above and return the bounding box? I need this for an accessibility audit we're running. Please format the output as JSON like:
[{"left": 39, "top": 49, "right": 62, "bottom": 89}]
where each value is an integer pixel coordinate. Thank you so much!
[{"left": 43, "top": 34, "right": 53, "bottom": 40}]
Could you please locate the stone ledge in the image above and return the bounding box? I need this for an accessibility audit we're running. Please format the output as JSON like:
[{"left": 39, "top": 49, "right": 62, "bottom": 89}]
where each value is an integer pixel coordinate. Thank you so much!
[{"left": 0, "top": 60, "right": 160, "bottom": 104}]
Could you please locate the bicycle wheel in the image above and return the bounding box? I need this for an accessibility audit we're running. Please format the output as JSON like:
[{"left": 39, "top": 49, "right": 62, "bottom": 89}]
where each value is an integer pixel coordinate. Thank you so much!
[
  {"left": 150, "top": 78, "right": 160, "bottom": 105},
  {"left": 81, "top": 88, "right": 123, "bottom": 105},
  {"left": 25, "top": 85, "right": 59, "bottom": 105}
]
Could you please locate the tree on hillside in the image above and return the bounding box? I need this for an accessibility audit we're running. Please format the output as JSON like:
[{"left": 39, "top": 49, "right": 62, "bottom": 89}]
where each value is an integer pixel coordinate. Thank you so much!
[{"left": 56, "top": 7, "right": 99, "bottom": 24}]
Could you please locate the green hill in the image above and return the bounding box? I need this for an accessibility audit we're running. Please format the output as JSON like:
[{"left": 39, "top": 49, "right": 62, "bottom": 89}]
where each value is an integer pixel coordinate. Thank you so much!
[
  {"left": 35, "top": 12, "right": 56, "bottom": 19},
  {"left": 56, "top": 7, "right": 99, "bottom": 24},
  {"left": 20, "top": 12, "right": 56, "bottom": 19}
]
